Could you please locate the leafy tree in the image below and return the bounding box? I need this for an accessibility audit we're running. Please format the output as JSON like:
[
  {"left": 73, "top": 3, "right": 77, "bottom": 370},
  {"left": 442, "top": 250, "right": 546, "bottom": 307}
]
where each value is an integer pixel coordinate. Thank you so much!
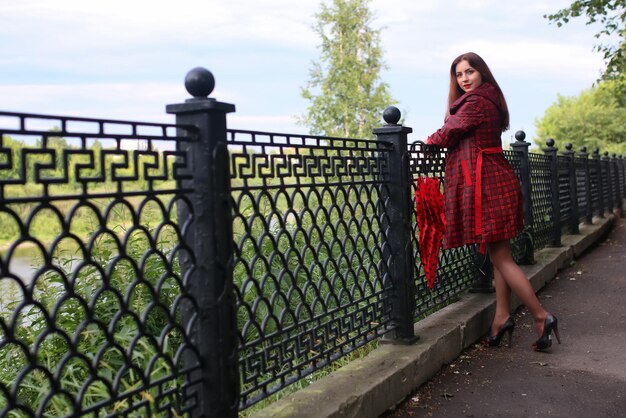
[
  {"left": 545, "top": 1, "right": 626, "bottom": 80},
  {"left": 534, "top": 80, "right": 626, "bottom": 154},
  {"left": 299, "top": 0, "right": 396, "bottom": 139}
]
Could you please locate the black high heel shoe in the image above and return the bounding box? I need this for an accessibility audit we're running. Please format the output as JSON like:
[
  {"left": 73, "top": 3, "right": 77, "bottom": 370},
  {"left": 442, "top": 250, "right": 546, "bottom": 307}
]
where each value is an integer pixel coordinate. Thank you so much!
[
  {"left": 533, "top": 313, "right": 561, "bottom": 351},
  {"left": 483, "top": 317, "right": 515, "bottom": 348}
]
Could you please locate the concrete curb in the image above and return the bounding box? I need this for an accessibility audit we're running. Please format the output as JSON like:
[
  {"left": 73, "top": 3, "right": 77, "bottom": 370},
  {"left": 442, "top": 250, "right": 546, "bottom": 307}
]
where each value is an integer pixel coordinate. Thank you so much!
[{"left": 250, "top": 214, "right": 616, "bottom": 418}]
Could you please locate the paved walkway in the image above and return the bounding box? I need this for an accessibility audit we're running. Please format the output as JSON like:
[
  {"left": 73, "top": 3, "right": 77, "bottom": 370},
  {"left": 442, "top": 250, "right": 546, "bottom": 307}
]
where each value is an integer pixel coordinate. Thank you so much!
[{"left": 383, "top": 218, "right": 626, "bottom": 417}]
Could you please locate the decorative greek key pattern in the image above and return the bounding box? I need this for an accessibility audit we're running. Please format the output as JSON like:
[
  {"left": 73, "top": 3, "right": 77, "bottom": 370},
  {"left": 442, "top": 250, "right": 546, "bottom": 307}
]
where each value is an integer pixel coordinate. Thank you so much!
[
  {"left": 0, "top": 112, "right": 194, "bottom": 202},
  {"left": 228, "top": 129, "right": 388, "bottom": 188}
]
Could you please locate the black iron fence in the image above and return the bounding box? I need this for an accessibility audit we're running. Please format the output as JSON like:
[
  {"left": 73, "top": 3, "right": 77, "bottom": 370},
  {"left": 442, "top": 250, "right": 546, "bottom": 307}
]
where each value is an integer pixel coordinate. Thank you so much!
[{"left": 0, "top": 68, "right": 624, "bottom": 417}]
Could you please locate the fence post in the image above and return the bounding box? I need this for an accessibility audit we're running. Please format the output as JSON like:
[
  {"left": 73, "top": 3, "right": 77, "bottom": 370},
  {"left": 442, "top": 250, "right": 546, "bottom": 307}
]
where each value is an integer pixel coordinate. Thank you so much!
[
  {"left": 593, "top": 149, "right": 605, "bottom": 217},
  {"left": 542, "top": 138, "right": 561, "bottom": 247},
  {"left": 579, "top": 146, "right": 593, "bottom": 225},
  {"left": 562, "top": 143, "right": 579, "bottom": 234},
  {"left": 166, "top": 67, "right": 239, "bottom": 417},
  {"left": 374, "top": 106, "right": 418, "bottom": 344},
  {"left": 510, "top": 131, "right": 534, "bottom": 264}
]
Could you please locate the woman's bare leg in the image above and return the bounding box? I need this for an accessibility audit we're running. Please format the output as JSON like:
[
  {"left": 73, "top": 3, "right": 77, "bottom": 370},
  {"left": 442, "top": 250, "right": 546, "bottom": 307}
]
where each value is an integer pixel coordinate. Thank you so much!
[
  {"left": 490, "top": 266, "right": 512, "bottom": 336},
  {"left": 487, "top": 240, "right": 548, "bottom": 336}
]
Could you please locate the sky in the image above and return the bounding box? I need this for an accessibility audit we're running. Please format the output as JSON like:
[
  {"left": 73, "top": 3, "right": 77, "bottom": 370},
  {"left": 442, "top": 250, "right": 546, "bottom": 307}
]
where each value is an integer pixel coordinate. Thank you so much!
[{"left": 0, "top": 0, "right": 608, "bottom": 147}]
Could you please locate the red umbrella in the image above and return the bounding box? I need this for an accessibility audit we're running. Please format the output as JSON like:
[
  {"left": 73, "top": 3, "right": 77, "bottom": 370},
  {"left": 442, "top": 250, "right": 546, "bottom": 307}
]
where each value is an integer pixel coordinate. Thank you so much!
[{"left": 414, "top": 177, "right": 446, "bottom": 288}]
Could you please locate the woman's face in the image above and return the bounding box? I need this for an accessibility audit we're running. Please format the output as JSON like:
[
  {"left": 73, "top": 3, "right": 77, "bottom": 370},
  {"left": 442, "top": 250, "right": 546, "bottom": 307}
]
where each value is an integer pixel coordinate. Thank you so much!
[{"left": 455, "top": 60, "right": 482, "bottom": 92}]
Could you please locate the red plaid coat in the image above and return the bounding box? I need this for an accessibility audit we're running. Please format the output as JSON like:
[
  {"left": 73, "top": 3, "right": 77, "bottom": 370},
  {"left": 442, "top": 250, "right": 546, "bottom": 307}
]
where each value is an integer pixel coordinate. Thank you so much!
[{"left": 426, "top": 82, "right": 523, "bottom": 249}]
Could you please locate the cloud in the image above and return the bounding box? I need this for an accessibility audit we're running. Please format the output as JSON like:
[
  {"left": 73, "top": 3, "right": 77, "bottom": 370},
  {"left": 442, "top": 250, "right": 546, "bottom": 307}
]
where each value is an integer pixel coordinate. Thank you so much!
[
  {"left": 229, "top": 115, "right": 304, "bottom": 133},
  {"left": 0, "top": 0, "right": 609, "bottom": 147},
  {"left": 0, "top": 81, "right": 305, "bottom": 136},
  {"left": 446, "top": 40, "right": 604, "bottom": 81},
  {"left": 1, "top": 0, "right": 319, "bottom": 51},
  {"left": 0, "top": 83, "right": 188, "bottom": 122},
  {"left": 383, "top": 39, "right": 602, "bottom": 85}
]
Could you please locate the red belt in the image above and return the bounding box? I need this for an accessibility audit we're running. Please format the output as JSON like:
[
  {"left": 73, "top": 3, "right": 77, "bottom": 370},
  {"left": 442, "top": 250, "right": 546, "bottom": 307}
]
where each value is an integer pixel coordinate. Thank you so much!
[{"left": 475, "top": 146, "right": 503, "bottom": 248}]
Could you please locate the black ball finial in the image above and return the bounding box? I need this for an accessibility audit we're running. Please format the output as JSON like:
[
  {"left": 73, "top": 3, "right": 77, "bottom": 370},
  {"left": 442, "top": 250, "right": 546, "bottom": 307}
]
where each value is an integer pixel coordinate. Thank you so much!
[
  {"left": 593, "top": 148, "right": 599, "bottom": 155},
  {"left": 565, "top": 143, "right": 573, "bottom": 150},
  {"left": 546, "top": 138, "right": 555, "bottom": 147},
  {"left": 580, "top": 146, "right": 587, "bottom": 153},
  {"left": 514, "top": 130, "right": 526, "bottom": 142},
  {"left": 185, "top": 67, "right": 215, "bottom": 98},
  {"left": 383, "top": 106, "right": 401, "bottom": 125}
]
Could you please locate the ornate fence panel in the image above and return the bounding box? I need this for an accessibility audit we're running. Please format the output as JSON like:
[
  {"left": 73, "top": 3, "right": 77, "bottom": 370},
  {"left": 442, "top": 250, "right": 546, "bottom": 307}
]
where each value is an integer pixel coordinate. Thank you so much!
[
  {"left": 557, "top": 155, "right": 574, "bottom": 233},
  {"left": 227, "top": 129, "right": 396, "bottom": 409},
  {"left": 615, "top": 155, "right": 626, "bottom": 202},
  {"left": 0, "top": 111, "right": 200, "bottom": 416},
  {"left": 590, "top": 151, "right": 603, "bottom": 217},
  {"left": 527, "top": 153, "right": 554, "bottom": 250},
  {"left": 575, "top": 153, "right": 592, "bottom": 224},
  {"left": 619, "top": 157, "right": 626, "bottom": 197},
  {"left": 600, "top": 156, "right": 612, "bottom": 214},
  {"left": 610, "top": 156, "right": 621, "bottom": 210}
]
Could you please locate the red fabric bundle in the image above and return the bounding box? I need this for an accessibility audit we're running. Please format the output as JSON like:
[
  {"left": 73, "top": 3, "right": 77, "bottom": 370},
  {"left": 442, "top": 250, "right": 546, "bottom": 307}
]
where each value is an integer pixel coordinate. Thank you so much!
[{"left": 414, "top": 177, "right": 446, "bottom": 288}]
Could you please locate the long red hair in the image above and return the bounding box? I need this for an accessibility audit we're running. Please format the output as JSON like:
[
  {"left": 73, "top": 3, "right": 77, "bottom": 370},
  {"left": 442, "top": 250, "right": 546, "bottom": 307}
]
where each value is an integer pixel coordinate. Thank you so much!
[{"left": 447, "top": 52, "right": 509, "bottom": 132}]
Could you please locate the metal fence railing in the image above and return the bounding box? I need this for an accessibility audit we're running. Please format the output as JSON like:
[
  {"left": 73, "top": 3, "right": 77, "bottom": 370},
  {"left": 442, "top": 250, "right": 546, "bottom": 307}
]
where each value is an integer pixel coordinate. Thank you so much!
[
  {"left": 529, "top": 151, "right": 555, "bottom": 248},
  {"left": 0, "top": 111, "right": 201, "bottom": 416},
  {"left": 226, "top": 129, "right": 394, "bottom": 407},
  {"left": 1, "top": 68, "right": 624, "bottom": 416}
]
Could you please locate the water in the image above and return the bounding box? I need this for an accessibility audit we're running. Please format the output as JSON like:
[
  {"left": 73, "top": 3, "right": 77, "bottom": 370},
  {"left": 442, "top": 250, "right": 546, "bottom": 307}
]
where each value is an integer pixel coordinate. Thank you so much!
[
  {"left": 1, "top": 246, "right": 41, "bottom": 285},
  {"left": 0, "top": 244, "right": 79, "bottom": 310}
]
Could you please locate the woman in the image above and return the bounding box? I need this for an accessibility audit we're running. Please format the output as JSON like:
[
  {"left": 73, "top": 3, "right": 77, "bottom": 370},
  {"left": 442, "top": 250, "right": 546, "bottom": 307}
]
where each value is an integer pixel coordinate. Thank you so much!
[{"left": 425, "top": 52, "right": 560, "bottom": 351}]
